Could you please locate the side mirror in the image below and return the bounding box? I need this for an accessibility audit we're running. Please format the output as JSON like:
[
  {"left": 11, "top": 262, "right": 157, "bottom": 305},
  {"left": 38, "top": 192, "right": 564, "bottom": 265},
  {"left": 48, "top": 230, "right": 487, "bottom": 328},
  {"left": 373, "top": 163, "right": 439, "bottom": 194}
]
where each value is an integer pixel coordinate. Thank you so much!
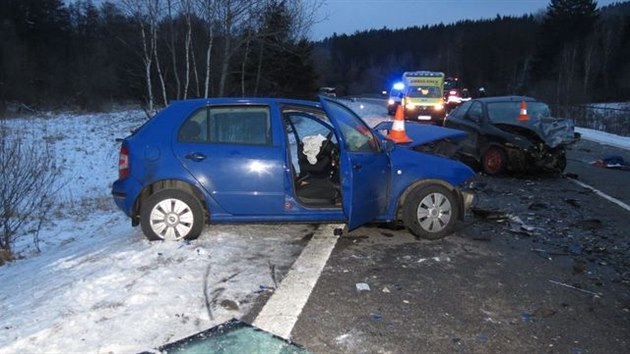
[{"left": 382, "top": 139, "right": 396, "bottom": 153}]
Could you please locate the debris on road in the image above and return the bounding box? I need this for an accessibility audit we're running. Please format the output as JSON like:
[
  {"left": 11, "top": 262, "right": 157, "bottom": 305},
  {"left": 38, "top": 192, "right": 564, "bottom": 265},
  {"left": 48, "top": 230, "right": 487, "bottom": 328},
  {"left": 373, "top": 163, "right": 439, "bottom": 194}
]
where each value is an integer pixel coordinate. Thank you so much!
[
  {"left": 571, "top": 219, "right": 602, "bottom": 230},
  {"left": 471, "top": 207, "right": 509, "bottom": 221},
  {"left": 591, "top": 155, "right": 630, "bottom": 170},
  {"left": 508, "top": 215, "right": 536, "bottom": 236},
  {"left": 549, "top": 279, "right": 602, "bottom": 298},
  {"left": 356, "top": 283, "right": 371, "bottom": 292}
]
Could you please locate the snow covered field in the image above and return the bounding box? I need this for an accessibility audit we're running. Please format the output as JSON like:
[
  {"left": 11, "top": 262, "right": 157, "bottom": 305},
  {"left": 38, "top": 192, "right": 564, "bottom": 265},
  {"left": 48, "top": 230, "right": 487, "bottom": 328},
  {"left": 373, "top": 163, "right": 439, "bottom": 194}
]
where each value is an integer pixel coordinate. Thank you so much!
[{"left": 0, "top": 99, "right": 627, "bottom": 353}]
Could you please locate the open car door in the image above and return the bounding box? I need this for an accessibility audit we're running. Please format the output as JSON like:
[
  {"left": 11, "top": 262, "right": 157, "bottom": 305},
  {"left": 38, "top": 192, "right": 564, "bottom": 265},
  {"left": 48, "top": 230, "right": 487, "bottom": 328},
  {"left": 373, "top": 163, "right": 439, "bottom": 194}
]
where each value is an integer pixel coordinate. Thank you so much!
[{"left": 319, "top": 97, "right": 390, "bottom": 229}]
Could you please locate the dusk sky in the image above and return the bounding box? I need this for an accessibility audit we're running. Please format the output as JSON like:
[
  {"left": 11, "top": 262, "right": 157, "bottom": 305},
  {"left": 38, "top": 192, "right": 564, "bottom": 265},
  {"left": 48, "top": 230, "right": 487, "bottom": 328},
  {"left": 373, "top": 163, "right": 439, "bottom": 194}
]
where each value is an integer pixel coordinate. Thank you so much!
[{"left": 311, "top": 0, "right": 622, "bottom": 40}]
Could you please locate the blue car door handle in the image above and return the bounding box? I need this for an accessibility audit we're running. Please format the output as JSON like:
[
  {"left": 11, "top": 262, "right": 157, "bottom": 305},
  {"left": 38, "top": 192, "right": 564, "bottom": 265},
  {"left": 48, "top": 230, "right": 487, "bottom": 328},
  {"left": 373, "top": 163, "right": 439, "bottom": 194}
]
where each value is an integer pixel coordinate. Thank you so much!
[
  {"left": 353, "top": 163, "right": 362, "bottom": 170},
  {"left": 185, "top": 152, "right": 206, "bottom": 162}
]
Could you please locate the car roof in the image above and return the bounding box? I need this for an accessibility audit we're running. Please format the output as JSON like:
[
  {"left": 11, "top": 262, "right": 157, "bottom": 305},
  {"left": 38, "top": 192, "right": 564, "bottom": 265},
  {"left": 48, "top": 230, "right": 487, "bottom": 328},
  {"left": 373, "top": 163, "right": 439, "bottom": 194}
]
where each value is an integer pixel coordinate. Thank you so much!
[
  {"left": 169, "top": 97, "right": 321, "bottom": 108},
  {"left": 474, "top": 95, "right": 540, "bottom": 103}
]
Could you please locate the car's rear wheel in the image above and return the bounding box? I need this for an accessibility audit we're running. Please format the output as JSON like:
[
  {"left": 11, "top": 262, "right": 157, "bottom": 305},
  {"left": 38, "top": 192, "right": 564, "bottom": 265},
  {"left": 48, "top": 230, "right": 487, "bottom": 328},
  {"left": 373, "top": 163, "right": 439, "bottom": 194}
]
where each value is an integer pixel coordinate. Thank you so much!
[
  {"left": 140, "top": 189, "right": 204, "bottom": 241},
  {"left": 482, "top": 146, "right": 507, "bottom": 175},
  {"left": 403, "top": 184, "right": 459, "bottom": 240}
]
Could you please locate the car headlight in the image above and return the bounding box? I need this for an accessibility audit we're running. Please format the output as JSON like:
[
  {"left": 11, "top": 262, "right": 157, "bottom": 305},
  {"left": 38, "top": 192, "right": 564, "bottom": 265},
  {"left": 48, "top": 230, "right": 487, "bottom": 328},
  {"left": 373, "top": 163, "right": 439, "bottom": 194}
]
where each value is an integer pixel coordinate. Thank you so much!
[
  {"left": 388, "top": 99, "right": 395, "bottom": 105},
  {"left": 405, "top": 103, "right": 416, "bottom": 110},
  {"left": 434, "top": 104, "right": 444, "bottom": 111}
]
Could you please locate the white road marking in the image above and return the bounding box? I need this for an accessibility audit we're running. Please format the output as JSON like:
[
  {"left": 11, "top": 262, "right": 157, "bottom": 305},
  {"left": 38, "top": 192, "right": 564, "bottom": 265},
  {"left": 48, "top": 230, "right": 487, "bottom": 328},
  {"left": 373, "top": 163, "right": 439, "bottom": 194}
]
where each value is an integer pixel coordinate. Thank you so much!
[
  {"left": 252, "top": 223, "right": 341, "bottom": 340},
  {"left": 568, "top": 178, "right": 630, "bottom": 212}
]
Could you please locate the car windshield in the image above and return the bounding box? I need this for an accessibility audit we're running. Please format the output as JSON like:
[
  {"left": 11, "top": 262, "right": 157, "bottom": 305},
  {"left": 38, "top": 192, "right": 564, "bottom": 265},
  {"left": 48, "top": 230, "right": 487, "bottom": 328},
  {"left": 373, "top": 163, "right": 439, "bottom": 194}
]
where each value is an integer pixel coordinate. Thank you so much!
[
  {"left": 407, "top": 86, "right": 441, "bottom": 98},
  {"left": 487, "top": 101, "right": 551, "bottom": 124}
]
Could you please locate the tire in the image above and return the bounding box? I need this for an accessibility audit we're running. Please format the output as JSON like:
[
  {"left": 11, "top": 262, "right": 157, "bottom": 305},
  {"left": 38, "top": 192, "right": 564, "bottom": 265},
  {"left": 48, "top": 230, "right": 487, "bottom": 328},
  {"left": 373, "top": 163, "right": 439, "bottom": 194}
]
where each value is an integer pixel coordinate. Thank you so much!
[
  {"left": 140, "top": 189, "right": 204, "bottom": 241},
  {"left": 482, "top": 146, "right": 507, "bottom": 175},
  {"left": 402, "top": 184, "right": 459, "bottom": 240},
  {"left": 554, "top": 151, "right": 567, "bottom": 174}
]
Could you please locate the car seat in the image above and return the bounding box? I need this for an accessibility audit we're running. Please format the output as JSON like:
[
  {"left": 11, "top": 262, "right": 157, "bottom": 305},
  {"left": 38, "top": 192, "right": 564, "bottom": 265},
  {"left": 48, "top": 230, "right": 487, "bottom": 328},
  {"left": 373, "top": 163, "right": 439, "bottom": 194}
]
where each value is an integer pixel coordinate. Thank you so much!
[{"left": 295, "top": 135, "right": 339, "bottom": 206}]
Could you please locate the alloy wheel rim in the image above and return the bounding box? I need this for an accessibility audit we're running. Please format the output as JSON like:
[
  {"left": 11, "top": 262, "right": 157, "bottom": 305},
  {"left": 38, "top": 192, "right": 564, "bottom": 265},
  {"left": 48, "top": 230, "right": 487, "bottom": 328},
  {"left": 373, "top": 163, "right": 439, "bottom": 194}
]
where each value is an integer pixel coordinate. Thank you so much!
[
  {"left": 150, "top": 198, "right": 194, "bottom": 240},
  {"left": 416, "top": 192, "right": 452, "bottom": 233},
  {"left": 484, "top": 149, "right": 502, "bottom": 174}
]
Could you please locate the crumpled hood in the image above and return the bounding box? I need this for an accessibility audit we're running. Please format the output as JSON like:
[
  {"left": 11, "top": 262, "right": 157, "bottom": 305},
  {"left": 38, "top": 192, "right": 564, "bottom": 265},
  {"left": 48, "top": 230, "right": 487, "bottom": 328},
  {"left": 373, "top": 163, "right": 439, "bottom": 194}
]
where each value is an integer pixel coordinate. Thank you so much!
[
  {"left": 496, "top": 117, "right": 577, "bottom": 148},
  {"left": 374, "top": 121, "right": 467, "bottom": 148}
]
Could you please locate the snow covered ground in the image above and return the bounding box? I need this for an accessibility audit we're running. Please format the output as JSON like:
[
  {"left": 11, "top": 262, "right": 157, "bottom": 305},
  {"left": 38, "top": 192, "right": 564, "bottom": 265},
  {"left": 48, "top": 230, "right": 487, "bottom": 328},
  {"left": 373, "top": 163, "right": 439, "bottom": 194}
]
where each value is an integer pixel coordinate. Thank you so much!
[{"left": 0, "top": 99, "right": 627, "bottom": 353}]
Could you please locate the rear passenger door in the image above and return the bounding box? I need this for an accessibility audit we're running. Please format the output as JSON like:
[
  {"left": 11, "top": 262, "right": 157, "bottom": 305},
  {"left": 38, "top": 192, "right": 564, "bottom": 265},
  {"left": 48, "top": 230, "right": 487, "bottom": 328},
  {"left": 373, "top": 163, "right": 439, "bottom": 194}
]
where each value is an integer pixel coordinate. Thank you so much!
[{"left": 173, "top": 105, "right": 286, "bottom": 215}]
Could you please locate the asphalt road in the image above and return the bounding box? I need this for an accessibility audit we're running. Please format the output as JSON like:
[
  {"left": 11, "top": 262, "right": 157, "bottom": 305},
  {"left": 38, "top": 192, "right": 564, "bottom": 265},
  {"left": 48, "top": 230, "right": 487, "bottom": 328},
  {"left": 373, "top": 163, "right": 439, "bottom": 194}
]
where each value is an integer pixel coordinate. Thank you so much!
[
  {"left": 286, "top": 139, "right": 630, "bottom": 353},
  {"left": 565, "top": 139, "right": 630, "bottom": 207}
]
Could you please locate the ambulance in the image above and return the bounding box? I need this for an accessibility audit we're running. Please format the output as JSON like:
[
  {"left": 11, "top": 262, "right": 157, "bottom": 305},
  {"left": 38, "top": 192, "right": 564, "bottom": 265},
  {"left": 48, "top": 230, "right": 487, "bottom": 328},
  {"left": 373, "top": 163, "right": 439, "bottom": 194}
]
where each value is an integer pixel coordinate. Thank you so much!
[{"left": 401, "top": 71, "right": 446, "bottom": 124}]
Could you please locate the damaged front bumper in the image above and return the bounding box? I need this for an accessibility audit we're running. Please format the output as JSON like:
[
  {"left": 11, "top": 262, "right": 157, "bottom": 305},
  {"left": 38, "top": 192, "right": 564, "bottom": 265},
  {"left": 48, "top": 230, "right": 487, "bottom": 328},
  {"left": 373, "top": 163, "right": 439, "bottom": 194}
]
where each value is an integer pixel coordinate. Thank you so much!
[{"left": 506, "top": 144, "right": 567, "bottom": 173}]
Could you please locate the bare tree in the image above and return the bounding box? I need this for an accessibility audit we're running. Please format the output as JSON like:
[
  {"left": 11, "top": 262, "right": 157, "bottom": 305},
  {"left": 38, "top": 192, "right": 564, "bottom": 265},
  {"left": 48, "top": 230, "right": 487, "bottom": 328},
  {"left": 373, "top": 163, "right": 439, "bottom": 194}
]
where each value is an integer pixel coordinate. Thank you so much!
[
  {"left": 216, "top": 0, "right": 256, "bottom": 96},
  {"left": 197, "top": 0, "right": 217, "bottom": 98},
  {"left": 557, "top": 42, "right": 579, "bottom": 106},
  {"left": 582, "top": 33, "right": 598, "bottom": 98},
  {"left": 121, "top": 0, "right": 168, "bottom": 111},
  {"left": 121, "top": 0, "right": 155, "bottom": 112},
  {"left": 166, "top": 0, "right": 182, "bottom": 100},
  {"left": 150, "top": 0, "right": 169, "bottom": 106},
  {"left": 0, "top": 119, "right": 60, "bottom": 258},
  {"left": 181, "top": 0, "right": 195, "bottom": 98}
]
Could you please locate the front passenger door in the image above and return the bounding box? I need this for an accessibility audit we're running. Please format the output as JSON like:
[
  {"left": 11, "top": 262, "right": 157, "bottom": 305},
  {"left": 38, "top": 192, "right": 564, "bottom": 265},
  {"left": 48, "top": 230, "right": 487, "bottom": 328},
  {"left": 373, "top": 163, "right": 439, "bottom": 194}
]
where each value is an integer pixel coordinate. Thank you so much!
[
  {"left": 320, "top": 97, "right": 390, "bottom": 230},
  {"left": 447, "top": 101, "right": 483, "bottom": 157}
]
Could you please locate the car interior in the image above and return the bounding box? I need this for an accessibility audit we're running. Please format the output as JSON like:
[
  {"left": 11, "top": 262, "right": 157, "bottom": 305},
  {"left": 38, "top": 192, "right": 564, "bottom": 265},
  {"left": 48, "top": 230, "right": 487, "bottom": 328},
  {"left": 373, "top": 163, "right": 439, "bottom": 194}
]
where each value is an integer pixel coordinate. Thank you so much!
[{"left": 283, "top": 108, "right": 341, "bottom": 208}]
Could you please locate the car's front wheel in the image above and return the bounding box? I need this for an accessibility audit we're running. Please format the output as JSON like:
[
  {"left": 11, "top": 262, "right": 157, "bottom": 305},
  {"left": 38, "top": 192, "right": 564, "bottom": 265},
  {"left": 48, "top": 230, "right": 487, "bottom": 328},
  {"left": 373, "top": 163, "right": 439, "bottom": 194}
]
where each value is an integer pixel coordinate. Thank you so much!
[
  {"left": 482, "top": 146, "right": 507, "bottom": 175},
  {"left": 403, "top": 184, "right": 459, "bottom": 240},
  {"left": 140, "top": 189, "right": 204, "bottom": 241}
]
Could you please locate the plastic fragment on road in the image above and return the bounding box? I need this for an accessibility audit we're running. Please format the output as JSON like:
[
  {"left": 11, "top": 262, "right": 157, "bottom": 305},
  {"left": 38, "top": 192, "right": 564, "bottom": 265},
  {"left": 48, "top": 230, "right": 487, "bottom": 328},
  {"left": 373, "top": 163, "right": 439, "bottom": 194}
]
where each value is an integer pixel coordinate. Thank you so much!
[{"left": 356, "top": 282, "right": 370, "bottom": 292}]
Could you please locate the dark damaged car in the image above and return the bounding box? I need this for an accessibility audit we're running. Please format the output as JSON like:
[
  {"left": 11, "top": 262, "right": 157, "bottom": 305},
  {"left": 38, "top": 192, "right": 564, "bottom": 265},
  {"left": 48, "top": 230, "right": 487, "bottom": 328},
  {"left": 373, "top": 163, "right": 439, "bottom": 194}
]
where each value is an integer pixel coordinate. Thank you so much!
[
  {"left": 112, "top": 96, "right": 475, "bottom": 242},
  {"left": 444, "top": 96, "right": 579, "bottom": 175}
]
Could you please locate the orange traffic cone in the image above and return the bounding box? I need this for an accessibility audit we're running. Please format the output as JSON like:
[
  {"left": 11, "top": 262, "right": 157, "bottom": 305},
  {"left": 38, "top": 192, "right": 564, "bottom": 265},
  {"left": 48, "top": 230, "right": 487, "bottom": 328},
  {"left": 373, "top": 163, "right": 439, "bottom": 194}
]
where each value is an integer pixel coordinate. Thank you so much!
[
  {"left": 518, "top": 100, "right": 529, "bottom": 121},
  {"left": 387, "top": 104, "right": 412, "bottom": 143}
]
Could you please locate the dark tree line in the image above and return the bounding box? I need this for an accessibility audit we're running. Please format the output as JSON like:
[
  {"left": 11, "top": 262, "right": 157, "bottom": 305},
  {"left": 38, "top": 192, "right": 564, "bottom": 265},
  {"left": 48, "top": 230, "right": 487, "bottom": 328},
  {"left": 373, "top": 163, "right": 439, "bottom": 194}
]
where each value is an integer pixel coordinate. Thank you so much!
[
  {"left": 314, "top": 0, "right": 630, "bottom": 105},
  {"left": 0, "top": 0, "right": 319, "bottom": 112},
  {"left": 1, "top": 0, "right": 628, "bottom": 113}
]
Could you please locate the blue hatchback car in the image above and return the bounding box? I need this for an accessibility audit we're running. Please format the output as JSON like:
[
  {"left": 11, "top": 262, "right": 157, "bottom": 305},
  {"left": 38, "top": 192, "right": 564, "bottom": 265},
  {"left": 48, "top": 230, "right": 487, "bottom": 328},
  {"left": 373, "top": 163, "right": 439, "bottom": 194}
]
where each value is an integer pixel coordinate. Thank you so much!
[{"left": 112, "top": 97, "right": 475, "bottom": 241}]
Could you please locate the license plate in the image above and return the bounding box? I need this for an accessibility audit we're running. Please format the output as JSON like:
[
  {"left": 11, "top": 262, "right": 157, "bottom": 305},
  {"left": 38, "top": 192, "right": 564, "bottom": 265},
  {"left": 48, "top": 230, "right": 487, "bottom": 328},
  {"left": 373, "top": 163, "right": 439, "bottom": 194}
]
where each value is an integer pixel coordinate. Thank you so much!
[{"left": 418, "top": 115, "right": 432, "bottom": 120}]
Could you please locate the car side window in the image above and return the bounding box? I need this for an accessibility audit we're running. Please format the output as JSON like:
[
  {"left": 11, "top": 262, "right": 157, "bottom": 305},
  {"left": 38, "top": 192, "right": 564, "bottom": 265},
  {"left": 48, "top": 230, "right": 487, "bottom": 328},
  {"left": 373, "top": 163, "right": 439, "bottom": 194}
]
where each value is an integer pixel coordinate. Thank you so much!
[
  {"left": 178, "top": 109, "right": 208, "bottom": 142},
  {"left": 448, "top": 101, "right": 471, "bottom": 120},
  {"left": 178, "top": 106, "right": 271, "bottom": 145},
  {"left": 466, "top": 102, "right": 483, "bottom": 123},
  {"left": 323, "top": 100, "right": 379, "bottom": 153}
]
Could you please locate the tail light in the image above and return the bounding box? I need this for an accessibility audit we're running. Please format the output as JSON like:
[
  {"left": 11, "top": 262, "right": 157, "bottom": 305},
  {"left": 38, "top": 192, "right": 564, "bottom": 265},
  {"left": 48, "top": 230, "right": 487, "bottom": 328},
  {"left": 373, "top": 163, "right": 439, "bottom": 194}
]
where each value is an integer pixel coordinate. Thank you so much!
[
  {"left": 449, "top": 90, "right": 457, "bottom": 96},
  {"left": 119, "top": 145, "right": 129, "bottom": 179}
]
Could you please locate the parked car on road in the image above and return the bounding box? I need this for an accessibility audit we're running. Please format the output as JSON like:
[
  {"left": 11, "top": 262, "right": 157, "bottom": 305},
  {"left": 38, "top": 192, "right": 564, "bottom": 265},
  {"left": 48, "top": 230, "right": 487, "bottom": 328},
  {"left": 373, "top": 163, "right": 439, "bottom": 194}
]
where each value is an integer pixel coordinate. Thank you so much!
[
  {"left": 112, "top": 97, "right": 475, "bottom": 241},
  {"left": 387, "top": 82, "right": 405, "bottom": 115},
  {"left": 444, "top": 96, "right": 579, "bottom": 175}
]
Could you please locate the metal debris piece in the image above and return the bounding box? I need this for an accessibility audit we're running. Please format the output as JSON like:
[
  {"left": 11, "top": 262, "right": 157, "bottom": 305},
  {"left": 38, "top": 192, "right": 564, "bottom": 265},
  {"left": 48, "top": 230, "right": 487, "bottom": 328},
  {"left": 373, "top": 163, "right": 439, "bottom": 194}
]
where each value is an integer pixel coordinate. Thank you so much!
[
  {"left": 549, "top": 280, "right": 602, "bottom": 297},
  {"left": 508, "top": 215, "right": 536, "bottom": 236}
]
